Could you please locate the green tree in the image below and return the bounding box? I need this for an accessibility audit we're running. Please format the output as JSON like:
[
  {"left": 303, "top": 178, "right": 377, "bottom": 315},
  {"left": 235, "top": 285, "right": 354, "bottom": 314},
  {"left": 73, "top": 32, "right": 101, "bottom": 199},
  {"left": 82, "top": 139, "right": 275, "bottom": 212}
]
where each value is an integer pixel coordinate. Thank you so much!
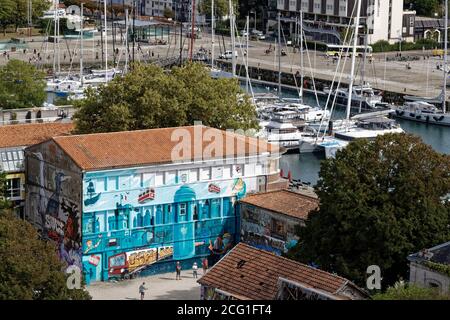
[
  {"left": 373, "top": 282, "right": 450, "bottom": 300},
  {"left": 405, "top": 0, "right": 440, "bottom": 17},
  {"left": 0, "top": 171, "right": 11, "bottom": 211},
  {"left": 0, "top": 59, "right": 46, "bottom": 109},
  {"left": 287, "top": 134, "right": 450, "bottom": 288},
  {"left": 163, "top": 8, "right": 174, "bottom": 19},
  {"left": 199, "top": 0, "right": 239, "bottom": 20},
  {"left": 73, "top": 62, "right": 258, "bottom": 134},
  {"left": 0, "top": 0, "right": 15, "bottom": 35},
  {"left": 0, "top": 210, "right": 91, "bottom": 300},
  {"left": 2, "top": 0, "right": 51, "bottom": 30}
]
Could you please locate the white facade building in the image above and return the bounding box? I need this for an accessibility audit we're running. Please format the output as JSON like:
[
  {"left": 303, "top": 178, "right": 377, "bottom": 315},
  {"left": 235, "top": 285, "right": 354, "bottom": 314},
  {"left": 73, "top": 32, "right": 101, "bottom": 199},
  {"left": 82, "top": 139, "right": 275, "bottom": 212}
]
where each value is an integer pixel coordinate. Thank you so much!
[{"left": 276, "top": 0, "right": 415, "bottom": 45}]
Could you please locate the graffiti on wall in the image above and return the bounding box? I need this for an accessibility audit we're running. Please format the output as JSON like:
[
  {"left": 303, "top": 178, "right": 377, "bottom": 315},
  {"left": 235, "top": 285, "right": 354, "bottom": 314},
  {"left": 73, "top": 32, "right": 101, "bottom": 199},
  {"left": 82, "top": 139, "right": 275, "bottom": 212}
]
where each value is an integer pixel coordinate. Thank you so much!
[
  {"left": 241, "top": 205, "right": 298, "bottom": 255},
  {"left": 27, "top": 151, "right": 82, "bottom": 270}
]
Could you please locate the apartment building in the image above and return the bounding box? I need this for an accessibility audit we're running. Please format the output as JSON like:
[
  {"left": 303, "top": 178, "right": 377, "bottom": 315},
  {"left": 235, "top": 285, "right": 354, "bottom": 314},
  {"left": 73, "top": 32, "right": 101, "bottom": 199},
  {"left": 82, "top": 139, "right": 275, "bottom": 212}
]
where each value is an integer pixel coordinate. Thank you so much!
[{"left": 276, "top": 0, "right": 415, "bottom": 45}]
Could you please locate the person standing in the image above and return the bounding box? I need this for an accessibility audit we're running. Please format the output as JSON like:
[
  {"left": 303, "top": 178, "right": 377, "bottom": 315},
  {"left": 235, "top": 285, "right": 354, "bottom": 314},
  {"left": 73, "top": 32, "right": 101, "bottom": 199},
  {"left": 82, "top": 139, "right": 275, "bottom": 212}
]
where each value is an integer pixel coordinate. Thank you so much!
[
  {"left": 202, "top": 258, "right": 208, "bottom": 274},
  {"left": 176, "top": 261, "right": 182, "bottom": 280},
  {"left": 139, "top": 282, "right": 147, "bottom": 300},
  {"left": 192, "top": 262, "right": 198, "bottom": 279}
]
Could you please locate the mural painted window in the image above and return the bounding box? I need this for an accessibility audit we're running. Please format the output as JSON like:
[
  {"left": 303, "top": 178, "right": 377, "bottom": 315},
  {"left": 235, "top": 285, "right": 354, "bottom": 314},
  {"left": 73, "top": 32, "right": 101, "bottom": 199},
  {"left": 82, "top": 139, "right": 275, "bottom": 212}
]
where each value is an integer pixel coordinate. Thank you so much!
[
  {"left": 244, "top": 163, "right": 255, "bottom": 176},
  {"left": 179, "top": 203, "right": 187, "bottom": 215},
  {"left": 210, "top": 199, "right": 221, "bottom": 218},
  {"left": 189, "top": 169, "right": 198, "bottom": 183},
  {"left": 83, "top": 213, "right": 95, "bottom": 234},
  {"left": 200, "top": 167, "right": 211, "bottom": 181},
  {"left": 155, "top": 172, "right": 164, "bottom": 186},
  {"left": 107, "top": 177, "right": 116, "bottom": 191},
  {"left": 255, "top": 163, "right": 263, "bottom": 176},
  {"left": 193, "top": 205, "right": 198, "bottom": 221},
  {"left": 202, "top": 200, "right": 210, "bottom": 219},
  {"left": 223, "top": 198, "right": 232, "bottom": 217},
  {"left": 222, "top": 165, "right": 231, "bottom": 179},
  {"left": 165, "top": 171, "right": 176, "bottom": 185},
  {"left": 233, "top": 165, "right": 243, "bottom": 177},
  {"left": 211, "top": 167, "right": 223, "bottom": 179},
  {"left": 119, "top": 176, "right": 130, "bottom": 189},
  {"left": 143, "top": 173, "right": 155, "bottom": 187},
  {"left": 96, "top": 178, "right": 105, "bottom": 192},
  {"left": 155, "top": 205, "right": 163, "bottom": 225},
  {"left": 178, "top": 170, "right": 189, "bottom": 184}
]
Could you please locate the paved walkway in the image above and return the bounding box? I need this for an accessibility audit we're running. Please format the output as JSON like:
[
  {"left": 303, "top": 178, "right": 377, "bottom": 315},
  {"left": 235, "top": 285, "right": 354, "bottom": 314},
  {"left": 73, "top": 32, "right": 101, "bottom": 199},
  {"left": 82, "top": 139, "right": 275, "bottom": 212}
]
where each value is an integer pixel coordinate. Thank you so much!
[{"left": 87, "top": 270, "right": 202, "bottom": 300}]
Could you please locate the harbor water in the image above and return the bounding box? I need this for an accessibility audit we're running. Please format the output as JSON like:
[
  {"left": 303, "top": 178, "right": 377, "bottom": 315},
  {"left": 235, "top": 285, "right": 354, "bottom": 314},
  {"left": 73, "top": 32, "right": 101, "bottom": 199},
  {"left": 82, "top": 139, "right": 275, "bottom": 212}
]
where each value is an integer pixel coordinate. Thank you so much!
[{"left": 248, "top": 82, "right": 450, "bottom": 186}]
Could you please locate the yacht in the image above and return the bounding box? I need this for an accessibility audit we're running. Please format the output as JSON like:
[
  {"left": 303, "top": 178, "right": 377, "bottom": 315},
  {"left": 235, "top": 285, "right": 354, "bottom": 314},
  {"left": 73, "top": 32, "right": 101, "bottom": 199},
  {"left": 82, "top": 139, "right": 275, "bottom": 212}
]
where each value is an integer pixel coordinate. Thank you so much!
[
  {"left": 324, "top": 83, "right": 386, "bottom": 111},
  {"left": 334, "top": 116, "right": 404, "bottom": 141},
  {"left": 258, "top": 109, "right": 307, "bottom": 152},
  {"left": 390, "top": 101, "right": 450, "bottom": 127}
]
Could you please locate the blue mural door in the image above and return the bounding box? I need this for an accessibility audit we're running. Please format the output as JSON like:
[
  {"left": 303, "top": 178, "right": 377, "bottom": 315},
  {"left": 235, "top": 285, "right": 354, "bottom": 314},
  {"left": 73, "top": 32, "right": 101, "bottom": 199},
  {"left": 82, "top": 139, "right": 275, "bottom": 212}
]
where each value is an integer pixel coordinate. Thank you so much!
[{"left": 173, "top": 186, "right": 196, "bottom": 260}]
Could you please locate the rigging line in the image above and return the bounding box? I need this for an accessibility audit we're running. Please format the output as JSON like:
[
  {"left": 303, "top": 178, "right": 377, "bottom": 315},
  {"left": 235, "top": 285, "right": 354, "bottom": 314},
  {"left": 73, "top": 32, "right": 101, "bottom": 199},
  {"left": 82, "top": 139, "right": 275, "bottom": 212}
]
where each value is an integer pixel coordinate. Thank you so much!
[{"left": 314, "top": 4, "right": 356, "bottom": 141}]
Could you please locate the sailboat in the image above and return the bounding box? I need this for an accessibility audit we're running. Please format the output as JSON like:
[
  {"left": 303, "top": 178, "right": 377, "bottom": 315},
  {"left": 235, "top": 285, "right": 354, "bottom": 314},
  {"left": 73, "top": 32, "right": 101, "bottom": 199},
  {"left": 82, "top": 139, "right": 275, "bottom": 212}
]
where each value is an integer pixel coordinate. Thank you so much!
[
  {"left": 299, "top": 0, "right": 403, "bottom": 157},
  {"left": 390, "top": 0, "right": 450, "bottom": 127},
  {"left": 257, "top": 11, "right": 331, "bottom": 152}
]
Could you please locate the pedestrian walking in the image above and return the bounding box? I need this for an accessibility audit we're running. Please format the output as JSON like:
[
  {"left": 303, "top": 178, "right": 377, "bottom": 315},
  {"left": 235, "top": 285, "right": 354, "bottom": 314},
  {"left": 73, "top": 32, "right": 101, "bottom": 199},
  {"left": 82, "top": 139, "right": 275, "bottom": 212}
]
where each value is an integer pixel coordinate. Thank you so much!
[
  {"left": 192, "top": 262, "right": 198, "bottom": 279},
  {"left": 202, "top": 258, "right": 208, "bottom": 274},
  {"left": 176, "top": 261, "right": 182, "bottom": 280},
  {"left": 139, "top": 282, "right": 147, "bottom": 300}
]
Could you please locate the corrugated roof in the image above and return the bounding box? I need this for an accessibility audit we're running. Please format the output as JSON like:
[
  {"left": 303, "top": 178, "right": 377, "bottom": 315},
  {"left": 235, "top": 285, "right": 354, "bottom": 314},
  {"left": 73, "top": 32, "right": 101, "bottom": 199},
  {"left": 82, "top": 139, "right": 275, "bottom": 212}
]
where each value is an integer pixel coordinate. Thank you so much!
[
  {"left": 52, "top": 126, "right": 278, "bottom": 171},
  {"left": 240, "top": 190, "right": 318, "bottom": 220},
  {"left": 0, "top": 122, "right": 74, "bottom": 149},
  {"left": 198, "top": 243, "right": 359, "bottom": 300}
]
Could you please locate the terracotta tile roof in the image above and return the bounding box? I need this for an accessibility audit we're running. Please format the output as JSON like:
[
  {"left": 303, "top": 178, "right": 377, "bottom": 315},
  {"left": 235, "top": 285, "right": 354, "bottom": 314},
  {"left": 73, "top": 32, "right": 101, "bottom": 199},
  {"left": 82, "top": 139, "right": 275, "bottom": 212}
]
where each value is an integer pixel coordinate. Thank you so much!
[
  {"left": 240, "top": 190, "right": 319, "bottom": 220},
  {"left": 0, "top": 122, "right": 74, "bottom": 149},
  {"left": 198, "top": 243, "right": 361, "bottom": 300},
  {"left": 52, "top": 126, "right": 279, "bottom": 171}
]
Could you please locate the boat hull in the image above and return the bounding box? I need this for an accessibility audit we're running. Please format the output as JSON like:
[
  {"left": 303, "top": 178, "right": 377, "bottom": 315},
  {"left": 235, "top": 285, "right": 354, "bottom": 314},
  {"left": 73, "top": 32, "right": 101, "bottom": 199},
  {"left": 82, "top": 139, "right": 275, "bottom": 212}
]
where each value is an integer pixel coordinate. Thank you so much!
[{"left": 390, "top": 110, "right": 450, "bottom": 127}]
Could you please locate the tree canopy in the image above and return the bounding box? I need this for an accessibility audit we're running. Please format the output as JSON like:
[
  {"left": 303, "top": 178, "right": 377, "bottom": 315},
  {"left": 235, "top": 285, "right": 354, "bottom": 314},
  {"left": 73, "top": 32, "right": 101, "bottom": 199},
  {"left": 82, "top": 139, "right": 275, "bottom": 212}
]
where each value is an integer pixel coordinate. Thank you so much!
[
  {"left": 404, "top": 0, "right": 440, "bottom": 17},
  {"left": 0, "top": 209, "right": 91, "bottom": 300},
  {"left": 287, "top": 134, "right": 450, "bottom": 289},
  {"left": 73, "top": 62, "right": 258, "bottom": 134},
  {"left": 199, "top": 0, "right": 239, "bottom": 19},
  {"left": 0, "top": 60, "right": 47, "bottom": 110},
  {"left": 373, "top": 282, "right": 450, "bottom": 300},
  {"left": 0, "top": 0, "right": 50, "bottom": 30}
]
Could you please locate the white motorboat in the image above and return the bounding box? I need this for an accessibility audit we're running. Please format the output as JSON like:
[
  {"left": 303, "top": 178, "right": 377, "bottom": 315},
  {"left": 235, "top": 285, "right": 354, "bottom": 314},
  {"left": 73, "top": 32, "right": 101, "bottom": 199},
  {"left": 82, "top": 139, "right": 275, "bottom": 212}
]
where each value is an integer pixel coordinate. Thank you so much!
[
  {"left": 324, "top": 83, "right": 385, "bottom": 111},
  {"left": 391, "top": 101, "right": 450, "bottom": 127},
  {"left": 334, "top": 117, "right": 404, "bottom": 141}
]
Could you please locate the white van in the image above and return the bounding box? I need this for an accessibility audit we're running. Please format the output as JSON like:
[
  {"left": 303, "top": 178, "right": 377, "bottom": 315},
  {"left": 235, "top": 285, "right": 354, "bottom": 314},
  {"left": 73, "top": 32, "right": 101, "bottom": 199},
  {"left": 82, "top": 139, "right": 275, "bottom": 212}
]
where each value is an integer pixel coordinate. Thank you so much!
[{"left": 219, "top": 50, "right": 238, "bottom": 59}]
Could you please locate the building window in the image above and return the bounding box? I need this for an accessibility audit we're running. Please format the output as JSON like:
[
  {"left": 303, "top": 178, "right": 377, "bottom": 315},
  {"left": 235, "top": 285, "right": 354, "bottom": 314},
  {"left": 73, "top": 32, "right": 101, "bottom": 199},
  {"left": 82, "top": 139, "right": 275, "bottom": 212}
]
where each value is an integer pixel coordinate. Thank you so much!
[
  {"left": 5, "top": 178, "right": 21, "bottom": 199},
  {"left": 179, "top": 203, "right": 187, "bottom": 215},
  {"left": 271, "top": 218, "right": 286, "bottom": 239}
]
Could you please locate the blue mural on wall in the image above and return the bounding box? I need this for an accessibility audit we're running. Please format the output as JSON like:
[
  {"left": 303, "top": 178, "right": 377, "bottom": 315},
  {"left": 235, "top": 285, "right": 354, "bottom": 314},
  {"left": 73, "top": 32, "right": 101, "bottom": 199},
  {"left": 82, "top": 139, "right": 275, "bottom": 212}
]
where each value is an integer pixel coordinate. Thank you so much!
[{"left": 80, "top": 166, "right": 253, "bottom": 282}]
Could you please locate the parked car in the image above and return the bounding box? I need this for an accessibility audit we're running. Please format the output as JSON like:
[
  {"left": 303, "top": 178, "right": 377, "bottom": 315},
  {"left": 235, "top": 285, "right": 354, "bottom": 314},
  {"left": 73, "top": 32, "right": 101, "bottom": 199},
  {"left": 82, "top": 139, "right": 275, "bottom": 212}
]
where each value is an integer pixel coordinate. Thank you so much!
[{"left": 219, "top": 50, "right": 238, "bottom": 59}]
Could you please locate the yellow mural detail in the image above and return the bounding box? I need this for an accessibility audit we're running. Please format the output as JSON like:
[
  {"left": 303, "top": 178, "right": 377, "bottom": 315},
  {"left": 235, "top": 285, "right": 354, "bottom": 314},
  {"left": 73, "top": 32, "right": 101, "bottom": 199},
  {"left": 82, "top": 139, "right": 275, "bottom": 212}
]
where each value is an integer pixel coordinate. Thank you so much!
[{"left": 128, "top": 248, "right": 157, "bottom": 271}]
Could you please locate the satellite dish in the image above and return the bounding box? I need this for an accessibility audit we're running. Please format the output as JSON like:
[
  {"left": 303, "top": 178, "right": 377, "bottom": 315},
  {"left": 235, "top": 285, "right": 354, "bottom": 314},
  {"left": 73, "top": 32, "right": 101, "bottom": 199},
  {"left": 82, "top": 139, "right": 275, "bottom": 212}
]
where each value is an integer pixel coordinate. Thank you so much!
[
  {"left": 66, "top": 5, "right": 82, "bottom": 31},
  {"left": 66, "top": 5, "right": 81, "bottom": 16}
]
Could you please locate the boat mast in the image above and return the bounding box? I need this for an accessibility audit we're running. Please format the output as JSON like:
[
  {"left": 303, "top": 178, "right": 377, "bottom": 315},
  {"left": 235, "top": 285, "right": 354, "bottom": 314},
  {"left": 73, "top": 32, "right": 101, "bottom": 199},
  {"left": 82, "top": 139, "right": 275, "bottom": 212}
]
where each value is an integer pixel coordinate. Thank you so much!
[
  {"left": 80, "top": 3, "right": 84, "bottom": 86},
  {"left": 346, "top": 0, "right": 362, "bottom": 121},
  {"left": 189, "top": 0, "right": 196, "bottom": 61},
  {"left": 299, "top": 10, "right": 304, "bottom": 102},
  {"left": 104, "top": 0, "right": 108, "bottom": 81},
  {"left": 229, "top": 0, "right": 236, "bottom": 77},
  {"left": 359, "top": 30, "right": 368, "bottom": 114},
  {"left": 278, "top": 11, "right": 281, "bottom": 95},
  {"left": 125, "top": 8, "right": 129, "bottom": 74},
  {"left": 211, "top": 0, "right": 215, "bottom": 67},
  {"left": 444, "top": 0, "right": 448, "bottom": 113},
  {"left": 53, "top": 0, "right": 57, "bottom": 80},
  {"left": 246, "top": 15, "right": 250, "bottom": 92}
]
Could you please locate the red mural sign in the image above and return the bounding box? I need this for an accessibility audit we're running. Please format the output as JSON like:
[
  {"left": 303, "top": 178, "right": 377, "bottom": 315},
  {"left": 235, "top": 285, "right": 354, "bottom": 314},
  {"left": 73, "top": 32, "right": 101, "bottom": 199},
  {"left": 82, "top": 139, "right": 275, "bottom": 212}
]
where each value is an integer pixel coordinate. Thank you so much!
[
  {"left": 138, "top": 188, "right": 155, "bottom": 203},
  {"left": 208, "top": 183, "right": 221, "bottom": 193}
]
